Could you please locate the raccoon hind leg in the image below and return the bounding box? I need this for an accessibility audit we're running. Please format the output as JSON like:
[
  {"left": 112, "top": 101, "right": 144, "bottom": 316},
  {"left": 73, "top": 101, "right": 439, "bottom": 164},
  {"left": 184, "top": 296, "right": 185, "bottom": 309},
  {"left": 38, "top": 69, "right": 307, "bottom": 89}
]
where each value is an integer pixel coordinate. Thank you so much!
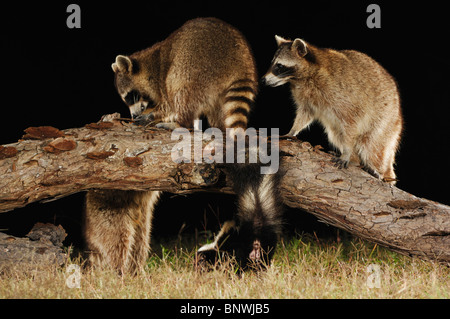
[
  {"left": 357, "top": 138, "right": 397, "bottom": 184},
  {"left": 128, "top": 191, "right": 160, "bottom": 274},
  {"left": 356, "top": 116, "right": 401, "bottom": 184},
  {"left": 84, "top": 190, "right": 136, "bottom": 274},
  {"left": 382, "top": 164, "right": 397, "bottom": 184},
  {"left": 84, "top": 190, "right": 159, "bottom": 275}
]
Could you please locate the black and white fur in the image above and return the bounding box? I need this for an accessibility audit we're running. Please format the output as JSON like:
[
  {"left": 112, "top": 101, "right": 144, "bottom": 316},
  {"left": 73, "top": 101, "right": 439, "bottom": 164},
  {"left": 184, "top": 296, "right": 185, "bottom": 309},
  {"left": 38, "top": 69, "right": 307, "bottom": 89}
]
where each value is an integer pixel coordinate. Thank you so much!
[{"left": 197, "top": 163, "right": 284, "bottom": 270}]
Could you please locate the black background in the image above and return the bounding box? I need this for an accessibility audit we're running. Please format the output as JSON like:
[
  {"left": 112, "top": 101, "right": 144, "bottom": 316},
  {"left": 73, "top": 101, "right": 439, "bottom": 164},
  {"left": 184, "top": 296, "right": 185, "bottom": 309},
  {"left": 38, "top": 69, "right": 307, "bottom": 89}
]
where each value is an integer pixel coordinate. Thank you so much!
[{"left": 1, "top": 1, "right": 449, "bottom": 247}]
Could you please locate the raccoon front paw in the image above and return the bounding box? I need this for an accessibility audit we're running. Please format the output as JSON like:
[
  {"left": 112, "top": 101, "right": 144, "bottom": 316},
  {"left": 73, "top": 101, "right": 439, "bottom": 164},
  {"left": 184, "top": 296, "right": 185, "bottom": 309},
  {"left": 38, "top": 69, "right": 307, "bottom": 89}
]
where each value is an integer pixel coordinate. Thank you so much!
[
  {"left": 155, "top": 122, "right": 179, "bottom": 130},
  {"left": 332, "top": 156, "right": 349, "bottom": 169},
  {"left": 279, "top": 134, "right": 298, "bottom": 140},
  {"left": 133, "top": 113, "right": 155, "bottom": 126}
]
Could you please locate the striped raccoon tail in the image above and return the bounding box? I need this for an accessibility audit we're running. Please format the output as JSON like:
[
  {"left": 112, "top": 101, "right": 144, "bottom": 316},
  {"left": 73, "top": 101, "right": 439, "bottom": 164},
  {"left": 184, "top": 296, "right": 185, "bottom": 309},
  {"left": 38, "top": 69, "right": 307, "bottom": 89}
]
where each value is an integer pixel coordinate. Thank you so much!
[
  {"left": 196, "top": 163, "right": 284, "bottom": 271},
  {"left": 222, "top": 79, "right": 257, "bottom": 131}
]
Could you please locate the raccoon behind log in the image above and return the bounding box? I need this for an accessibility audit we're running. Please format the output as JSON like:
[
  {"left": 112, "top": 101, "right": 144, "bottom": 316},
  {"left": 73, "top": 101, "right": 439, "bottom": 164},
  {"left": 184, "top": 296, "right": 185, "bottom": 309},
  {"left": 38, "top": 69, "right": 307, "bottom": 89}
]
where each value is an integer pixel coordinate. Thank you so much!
[{"left": 85, "top": 18, "right": 283, "bottom": 274}]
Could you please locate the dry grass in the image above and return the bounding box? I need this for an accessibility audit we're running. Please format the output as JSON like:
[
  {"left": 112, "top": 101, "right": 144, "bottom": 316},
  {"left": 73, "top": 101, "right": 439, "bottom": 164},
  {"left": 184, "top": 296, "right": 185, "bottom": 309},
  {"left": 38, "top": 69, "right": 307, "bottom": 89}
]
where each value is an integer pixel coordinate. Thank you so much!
[{"left": 0, "top": 234, "right": 448, "bottom": 299}]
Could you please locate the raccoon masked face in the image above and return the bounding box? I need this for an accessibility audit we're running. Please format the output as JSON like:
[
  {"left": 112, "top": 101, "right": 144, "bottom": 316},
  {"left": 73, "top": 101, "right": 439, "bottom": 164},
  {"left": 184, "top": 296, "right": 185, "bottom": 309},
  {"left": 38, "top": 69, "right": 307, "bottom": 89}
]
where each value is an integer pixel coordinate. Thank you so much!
[
  {"left": 262, "top": 36, "right": 309, "bottom": 87},
  {"left": 112, "top": 55, "right": 157, "bottom": 120},
  {"left": 120, "top": 88, "right": 154, "bottom": 120}
]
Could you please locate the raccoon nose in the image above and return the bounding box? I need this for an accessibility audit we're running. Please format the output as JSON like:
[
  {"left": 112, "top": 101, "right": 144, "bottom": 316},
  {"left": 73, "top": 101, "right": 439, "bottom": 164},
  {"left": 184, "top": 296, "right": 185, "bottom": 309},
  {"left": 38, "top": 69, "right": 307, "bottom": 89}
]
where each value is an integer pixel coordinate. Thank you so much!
[
  {"left": 261, "top": 73, "right": 273, "bottom": 86},
  {"left": 260, "top": 75, "right": 268, "bottom": 86}
]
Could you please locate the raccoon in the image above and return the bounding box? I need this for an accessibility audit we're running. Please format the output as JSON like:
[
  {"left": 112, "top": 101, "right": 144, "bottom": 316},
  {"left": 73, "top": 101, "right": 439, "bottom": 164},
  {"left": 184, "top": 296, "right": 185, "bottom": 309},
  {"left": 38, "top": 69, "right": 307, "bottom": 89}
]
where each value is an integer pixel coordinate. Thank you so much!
[
  {"left": 263, "top": 36, "right": 403, "bottom": 183},
  {"left": 85, "top": 18, "right": 282, "bottom": 274},
  {"left": 84, "top": 190, "right": 160, "bottom": 275},
  {"left": 111, "top": 17, "right": 257, "bottom": 133}
]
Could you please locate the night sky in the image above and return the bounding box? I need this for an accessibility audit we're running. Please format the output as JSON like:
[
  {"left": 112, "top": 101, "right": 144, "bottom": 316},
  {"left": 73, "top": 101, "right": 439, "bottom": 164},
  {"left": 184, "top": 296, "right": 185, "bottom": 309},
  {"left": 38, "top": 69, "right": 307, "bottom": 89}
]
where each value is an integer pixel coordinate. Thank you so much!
[{"left": 1, "top": 1, "right": 448, "bottom": 246}]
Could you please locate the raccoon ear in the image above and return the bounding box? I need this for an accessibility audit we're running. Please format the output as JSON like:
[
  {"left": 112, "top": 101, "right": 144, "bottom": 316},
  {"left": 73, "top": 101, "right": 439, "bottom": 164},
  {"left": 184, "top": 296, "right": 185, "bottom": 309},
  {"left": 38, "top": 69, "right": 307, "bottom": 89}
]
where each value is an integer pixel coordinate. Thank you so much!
[
  {"left": 112, "top": 55, "right": 133, "bottom": 74},
  {"left": 292, "top": 38, "right": 308, "bottom": 57},
  {"left": 275, "top": 35, "right": 289, "bottom": 46}
]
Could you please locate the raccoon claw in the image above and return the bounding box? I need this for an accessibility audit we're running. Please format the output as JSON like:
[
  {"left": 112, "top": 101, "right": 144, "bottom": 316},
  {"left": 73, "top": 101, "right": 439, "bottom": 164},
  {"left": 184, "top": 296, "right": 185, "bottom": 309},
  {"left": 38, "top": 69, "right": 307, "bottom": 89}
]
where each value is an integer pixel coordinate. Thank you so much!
[
  {"left": 332, "top": 157, "right": 349, "bottom": 169},
  {"left": 328, "top": 150, "right": 340, "bottom": 157},
  {"left": 279, "top": 134, "right": 298, "bottom": 140},
  {"left": 382, "top": 177, "right": 398, "bottom": 184},
  {"left": 133, "top": 113, "right": 154, "bottom": 126},
  {"left": 155, "top": 122, "right": 178, "bottom": 130}
]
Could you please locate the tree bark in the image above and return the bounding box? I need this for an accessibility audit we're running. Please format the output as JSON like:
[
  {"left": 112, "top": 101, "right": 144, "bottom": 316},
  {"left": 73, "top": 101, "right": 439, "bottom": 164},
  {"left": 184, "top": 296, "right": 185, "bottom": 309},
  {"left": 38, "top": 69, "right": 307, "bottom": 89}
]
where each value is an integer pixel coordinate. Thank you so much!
[
  {"left": 0, "top": 223, "right": 67, "bottom": 271},
  {"left": 0, "top": 114, "right": 449, "bottom": 263},
  {"left": 279, "top": 141, "right": 449, "bottom": 263}
]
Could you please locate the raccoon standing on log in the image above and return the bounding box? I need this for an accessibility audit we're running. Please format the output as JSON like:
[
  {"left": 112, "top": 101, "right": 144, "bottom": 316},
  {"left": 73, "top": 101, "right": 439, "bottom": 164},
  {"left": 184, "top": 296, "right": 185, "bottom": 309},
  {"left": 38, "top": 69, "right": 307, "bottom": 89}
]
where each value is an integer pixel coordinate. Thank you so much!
[
  {"left": 84, "top": 18, "right": 283, "bottom": 274},
  {"left": 263, "top": 36, "right": 403, "bottom": 183},
  {"left": 112, "top": 18, "right": 257, "bottom": 133}
]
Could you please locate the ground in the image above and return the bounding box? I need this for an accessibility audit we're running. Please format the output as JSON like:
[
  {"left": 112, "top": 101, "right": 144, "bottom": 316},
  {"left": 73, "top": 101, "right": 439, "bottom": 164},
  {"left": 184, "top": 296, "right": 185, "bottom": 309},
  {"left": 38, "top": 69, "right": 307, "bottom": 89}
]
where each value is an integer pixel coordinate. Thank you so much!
[{"left": 0, "top": 233, "right": 448, "bottom": 299}]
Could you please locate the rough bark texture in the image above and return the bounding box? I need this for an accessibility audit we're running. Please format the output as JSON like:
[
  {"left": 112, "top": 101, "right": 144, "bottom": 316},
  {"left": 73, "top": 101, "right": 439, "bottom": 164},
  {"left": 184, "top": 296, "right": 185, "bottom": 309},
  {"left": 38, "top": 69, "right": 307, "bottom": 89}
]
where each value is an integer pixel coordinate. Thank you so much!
[
  {"left": 279, "top": 141, "right": 449, "bottom": 263},
  {"left": 0, "top": 223, "right": 67, "bottom": 271},
  {"left": 0, "top": 114, "right": 448, "bottom": 263}
]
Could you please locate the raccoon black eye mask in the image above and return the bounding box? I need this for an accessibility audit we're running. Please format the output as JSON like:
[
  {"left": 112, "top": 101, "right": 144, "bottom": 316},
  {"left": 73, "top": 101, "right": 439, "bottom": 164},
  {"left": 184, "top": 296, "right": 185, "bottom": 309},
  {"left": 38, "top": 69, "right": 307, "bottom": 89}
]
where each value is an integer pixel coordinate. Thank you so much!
[
  {"left": 124, "top": 90, "right": 141, "bottom": 105},
  {"left": 271, "top": 63, "right": 295, "bottom": 78}
]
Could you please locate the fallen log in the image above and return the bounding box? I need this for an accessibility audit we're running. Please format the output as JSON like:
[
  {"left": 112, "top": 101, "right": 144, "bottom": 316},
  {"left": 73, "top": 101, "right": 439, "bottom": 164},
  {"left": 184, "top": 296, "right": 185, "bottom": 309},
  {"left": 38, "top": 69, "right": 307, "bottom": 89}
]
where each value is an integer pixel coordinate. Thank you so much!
[
  {"left": 0, "top": 223, "right": 67, "bottom": 271},
  {"left": 0, "top": 114, "right": 448, "bottom": 263},
  {"left": 280, "top": 140, "right": 449, "bottom": 263}
]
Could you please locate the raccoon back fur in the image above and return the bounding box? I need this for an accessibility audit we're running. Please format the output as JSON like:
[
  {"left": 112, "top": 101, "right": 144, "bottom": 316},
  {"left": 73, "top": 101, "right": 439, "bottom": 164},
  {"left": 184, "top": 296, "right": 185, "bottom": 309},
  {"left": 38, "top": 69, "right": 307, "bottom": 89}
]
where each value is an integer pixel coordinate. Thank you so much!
[{"left": 112, "top": 17, "right": 258, "bottom": 132}]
